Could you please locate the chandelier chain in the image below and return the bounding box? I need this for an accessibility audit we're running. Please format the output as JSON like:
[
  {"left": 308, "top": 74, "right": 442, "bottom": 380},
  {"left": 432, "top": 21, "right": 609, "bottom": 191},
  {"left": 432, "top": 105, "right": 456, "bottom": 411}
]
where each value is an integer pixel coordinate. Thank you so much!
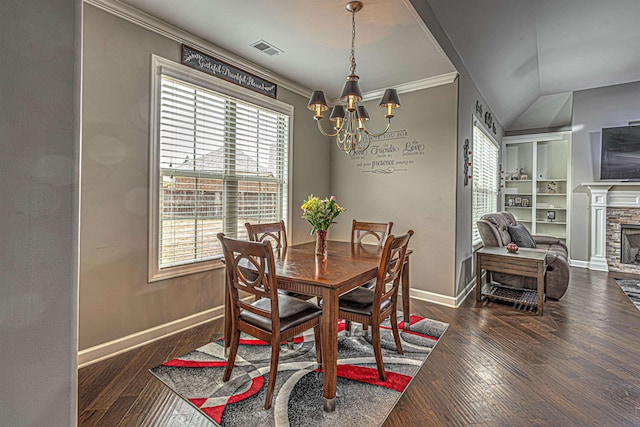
[
  {"left": 308, "top": 1, "right": 400, "bottom": 156},
  {"left": 349, "top": 10, "right": 357, "bottom": 75}
]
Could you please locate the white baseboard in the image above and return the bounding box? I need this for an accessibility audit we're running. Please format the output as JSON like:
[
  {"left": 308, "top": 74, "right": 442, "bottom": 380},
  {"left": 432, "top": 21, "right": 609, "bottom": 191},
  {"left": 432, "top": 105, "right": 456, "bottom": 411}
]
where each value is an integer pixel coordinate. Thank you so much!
[
  {"left": 410, "top": 288, "right": 456, "bottom": 308},
  {"left": 78, "top": 305, "right": 225, "bottom": 368},
  {"left": 588, "top": 257, "right": 610, "bottom": 272},
  {"left": 407, "top": 277, "right": 476, "bottom": 309},
  {"left": 454, "top": 279, "right": 477, "bottom": 307},
  {"left": 570, "top": 259, "right": 589, "bottom": 268},
  {"left": 78, "top": 284, "right": 471, "bottom": 368}
]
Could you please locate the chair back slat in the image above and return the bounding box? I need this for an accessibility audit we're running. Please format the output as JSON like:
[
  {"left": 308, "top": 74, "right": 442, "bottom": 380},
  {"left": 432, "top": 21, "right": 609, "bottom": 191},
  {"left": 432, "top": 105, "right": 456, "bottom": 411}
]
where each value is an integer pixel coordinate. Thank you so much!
[
  {"left": 373, "top": 231, "right": 414, "bottom": 309},
  {"left": 245, "top": 220, "right": 288, "bottom": 249},
  {"left": 218, "top": 233, "right": 279, "bottom": 328},
  {"left": 351, "top": 219, "right": 393, "bottom": 246}
]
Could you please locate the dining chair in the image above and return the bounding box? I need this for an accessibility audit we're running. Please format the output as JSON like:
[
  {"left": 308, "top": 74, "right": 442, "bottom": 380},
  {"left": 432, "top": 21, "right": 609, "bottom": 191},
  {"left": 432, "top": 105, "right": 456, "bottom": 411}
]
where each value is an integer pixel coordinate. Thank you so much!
[
  {"left": 338, "top": 230, "right": 413, "bottom": 381},
  {"left": 345, "top": 220, "right": 394, "bottom": 335},
  {"left": 351, "top": 220, "right": 393, "bottom": 291},
  {"left": 245, "top": 220, "right": 316, "bottom": 301},
  {"left": 351, "top": 219, "right": 393, "bottom": 247},
  {"left": 218, "top": 233, "right": 323, "bottom": 410},
  {"left": 245, "top": 220, "right": 288, "bottom": 249}
]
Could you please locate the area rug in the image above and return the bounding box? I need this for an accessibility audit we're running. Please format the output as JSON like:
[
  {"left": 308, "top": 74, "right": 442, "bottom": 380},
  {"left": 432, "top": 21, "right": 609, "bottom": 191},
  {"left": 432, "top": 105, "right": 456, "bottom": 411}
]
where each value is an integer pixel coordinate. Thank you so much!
[
  {"left": 150, "top": 314, "right": 448, "bottom": 427},
  {"left": 614, "top": 278, "right": 640, "bottom": 311}
]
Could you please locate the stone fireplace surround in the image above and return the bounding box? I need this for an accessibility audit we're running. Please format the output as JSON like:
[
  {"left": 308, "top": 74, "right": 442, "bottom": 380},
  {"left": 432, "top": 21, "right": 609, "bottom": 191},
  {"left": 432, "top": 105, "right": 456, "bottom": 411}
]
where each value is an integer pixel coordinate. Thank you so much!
[
  {"left": 607, "top": 209, "right": 640, "bottom": 272},
  {"left": 585, "top": 182, "right": 640, "bottom": 272}
]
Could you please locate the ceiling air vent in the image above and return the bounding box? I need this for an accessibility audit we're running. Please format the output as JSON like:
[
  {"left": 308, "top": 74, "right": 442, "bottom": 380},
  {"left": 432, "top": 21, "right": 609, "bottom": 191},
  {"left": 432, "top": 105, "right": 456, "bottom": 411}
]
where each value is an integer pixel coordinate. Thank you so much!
[{"left": 251, "top": 40, "right": 284, "bottom": 57}]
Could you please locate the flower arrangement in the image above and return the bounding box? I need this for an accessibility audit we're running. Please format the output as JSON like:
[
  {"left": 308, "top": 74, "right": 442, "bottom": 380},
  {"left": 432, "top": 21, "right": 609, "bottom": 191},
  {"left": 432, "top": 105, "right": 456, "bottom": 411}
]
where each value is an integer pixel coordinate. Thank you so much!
[{"left": 301, "top": 194, "right": 346, "bottom": 234}]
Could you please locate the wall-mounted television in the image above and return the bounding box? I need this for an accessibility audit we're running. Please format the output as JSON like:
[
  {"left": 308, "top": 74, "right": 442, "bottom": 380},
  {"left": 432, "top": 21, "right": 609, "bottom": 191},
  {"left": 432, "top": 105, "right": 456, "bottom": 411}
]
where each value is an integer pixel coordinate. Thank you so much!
[{"left": 600, "top": 125, "right": 640, "bottom": 180}]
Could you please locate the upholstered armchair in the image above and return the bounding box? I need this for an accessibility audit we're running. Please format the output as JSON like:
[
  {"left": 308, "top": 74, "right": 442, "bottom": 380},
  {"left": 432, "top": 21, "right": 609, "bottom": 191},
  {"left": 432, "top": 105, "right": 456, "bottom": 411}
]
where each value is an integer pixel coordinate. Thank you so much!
[{"left": 476, "top": 212, "right": 570, "bottom": 300}]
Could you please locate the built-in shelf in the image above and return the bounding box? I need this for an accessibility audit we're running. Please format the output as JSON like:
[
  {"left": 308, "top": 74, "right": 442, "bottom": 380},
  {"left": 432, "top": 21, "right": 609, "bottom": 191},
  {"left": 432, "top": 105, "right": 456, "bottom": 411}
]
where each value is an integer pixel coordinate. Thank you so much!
[{"left": 503, "top": 132, "right": 571, "bottom": 249}]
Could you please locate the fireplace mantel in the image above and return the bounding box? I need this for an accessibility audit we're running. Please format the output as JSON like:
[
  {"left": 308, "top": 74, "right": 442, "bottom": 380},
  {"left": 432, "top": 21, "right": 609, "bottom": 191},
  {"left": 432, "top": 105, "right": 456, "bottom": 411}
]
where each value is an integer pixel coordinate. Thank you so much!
[{"left": 584, "top": 182, "right": 640, "bottom": 271}]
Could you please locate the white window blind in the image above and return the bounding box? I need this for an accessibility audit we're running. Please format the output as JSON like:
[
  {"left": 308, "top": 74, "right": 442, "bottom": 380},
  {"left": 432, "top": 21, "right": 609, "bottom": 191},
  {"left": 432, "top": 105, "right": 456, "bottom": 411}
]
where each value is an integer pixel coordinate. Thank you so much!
[
  {"left": 151, "top": 68, "right": 289, "bottom": 279},
  {"left": 472, "top": 122, "right": 499, "bottom": 246}
]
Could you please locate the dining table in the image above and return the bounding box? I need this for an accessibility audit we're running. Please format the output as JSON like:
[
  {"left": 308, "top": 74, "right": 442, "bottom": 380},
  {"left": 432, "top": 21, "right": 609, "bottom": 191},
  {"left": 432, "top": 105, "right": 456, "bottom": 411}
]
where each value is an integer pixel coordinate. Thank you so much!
[{"left": 223, "top": 239, "right": 412, "bottom": 412}]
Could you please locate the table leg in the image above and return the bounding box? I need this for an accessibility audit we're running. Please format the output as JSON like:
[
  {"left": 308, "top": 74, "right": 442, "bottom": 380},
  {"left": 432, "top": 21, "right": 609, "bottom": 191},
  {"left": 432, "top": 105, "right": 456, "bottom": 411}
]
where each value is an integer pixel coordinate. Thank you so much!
[
  {"left": 536, "top": 262, "right": 545, "bottom": 316},
  {"left": 476, "top": 253, "right": 482, "bottom": 302},
  {"left": 321, "top": 287, "right": 338, "bottom": 412},
  {"left": 401, "top": 257, "right": 411, "bottom": 330}
]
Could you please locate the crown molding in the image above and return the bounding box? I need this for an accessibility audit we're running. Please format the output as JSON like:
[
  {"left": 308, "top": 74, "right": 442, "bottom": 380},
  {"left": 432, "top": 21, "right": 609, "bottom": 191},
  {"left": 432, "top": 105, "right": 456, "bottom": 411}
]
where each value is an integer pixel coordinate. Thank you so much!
[
  {"left": 84, "top": 0, "right": 312, "bottom": 99},
  {"left": 359, "top": 71, "right": 459, "bottom": 102}
]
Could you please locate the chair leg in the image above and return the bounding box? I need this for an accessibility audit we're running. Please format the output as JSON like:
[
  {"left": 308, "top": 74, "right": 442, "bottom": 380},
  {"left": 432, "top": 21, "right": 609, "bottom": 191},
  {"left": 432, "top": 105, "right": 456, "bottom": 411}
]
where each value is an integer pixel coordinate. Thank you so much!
[
  {"left": 390, "top": 310, "right": 403, "bottom": 355},
  {"left": 345, "top": 320, "right": 351, "bottom": 337},
  {"left": 223, "top": 327, "right": 241, "bottom": 382},
  {"left": 370, "top": 323, "right": 386, "bottom": 381},
  {"left": 264, "top": 338, "right": 281, "bottom": 410},
  {"left": 313, "top": 325, "right": 322, "bottom": 364}
]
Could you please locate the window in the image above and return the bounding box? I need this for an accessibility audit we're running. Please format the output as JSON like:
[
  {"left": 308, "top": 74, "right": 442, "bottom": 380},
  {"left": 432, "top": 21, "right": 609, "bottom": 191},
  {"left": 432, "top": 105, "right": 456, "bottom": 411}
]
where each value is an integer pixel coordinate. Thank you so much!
[
  {"left": 471, "top": 121, "right": 499, "bottom": 247},
  {"left": 149, "top": 56, "right": 291, "bottom": 281}
]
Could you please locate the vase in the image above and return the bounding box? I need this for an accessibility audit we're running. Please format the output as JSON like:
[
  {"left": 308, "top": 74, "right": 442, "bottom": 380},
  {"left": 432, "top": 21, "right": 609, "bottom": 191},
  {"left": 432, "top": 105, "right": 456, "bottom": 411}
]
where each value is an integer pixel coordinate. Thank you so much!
[{"left": 315, "top": 229, "right": 328, "bottom": 256}]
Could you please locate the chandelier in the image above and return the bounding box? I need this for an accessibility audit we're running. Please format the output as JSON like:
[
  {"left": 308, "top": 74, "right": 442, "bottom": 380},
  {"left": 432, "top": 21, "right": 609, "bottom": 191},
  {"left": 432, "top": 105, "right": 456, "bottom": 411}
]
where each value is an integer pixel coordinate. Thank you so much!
[{"left": 307, "top": 1, "right": 401, "bottom": 155}]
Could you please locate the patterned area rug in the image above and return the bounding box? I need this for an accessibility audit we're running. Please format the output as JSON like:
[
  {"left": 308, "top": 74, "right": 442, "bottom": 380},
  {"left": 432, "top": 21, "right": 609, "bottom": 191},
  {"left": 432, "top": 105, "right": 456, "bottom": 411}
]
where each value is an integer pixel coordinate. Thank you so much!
[
  {"left": 614, "top": 278, "right": 640, "bottom": 311},
  {"left": 150, "top": 315, "right": 448, "bottom": 427}
]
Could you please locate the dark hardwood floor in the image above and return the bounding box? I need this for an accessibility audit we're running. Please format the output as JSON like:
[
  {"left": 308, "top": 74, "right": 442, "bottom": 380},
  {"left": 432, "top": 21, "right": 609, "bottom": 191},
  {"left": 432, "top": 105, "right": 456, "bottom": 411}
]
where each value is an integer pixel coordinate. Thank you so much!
[{"left": 78, "top": 268, "right": 640, "bottom": 426}]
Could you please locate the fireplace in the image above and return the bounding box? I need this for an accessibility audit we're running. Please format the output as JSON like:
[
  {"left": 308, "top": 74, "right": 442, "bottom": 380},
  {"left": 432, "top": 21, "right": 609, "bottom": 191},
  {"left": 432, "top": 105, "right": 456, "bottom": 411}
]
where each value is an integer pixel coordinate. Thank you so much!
[
  {"left": 586, "top": 182, "right": 640, "bottom": 272},
  {"left": 606, "top": 207, "right": 640, "bottom": 273},
  {"left": 621, "top": 225, "right": 640, "bottom": 264}
]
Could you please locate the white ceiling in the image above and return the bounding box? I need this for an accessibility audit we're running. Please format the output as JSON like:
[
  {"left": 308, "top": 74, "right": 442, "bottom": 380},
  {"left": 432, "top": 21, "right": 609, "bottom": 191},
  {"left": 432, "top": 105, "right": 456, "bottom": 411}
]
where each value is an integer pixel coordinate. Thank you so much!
[
  {"left": 112, "top": 0, "right": 640, "bottom": 128},
  {"left": 117, "top": 0, "right": 456, "bottom": 100},
  {"left": 427, "top": 0, "right": 640, "bottom": 127}
]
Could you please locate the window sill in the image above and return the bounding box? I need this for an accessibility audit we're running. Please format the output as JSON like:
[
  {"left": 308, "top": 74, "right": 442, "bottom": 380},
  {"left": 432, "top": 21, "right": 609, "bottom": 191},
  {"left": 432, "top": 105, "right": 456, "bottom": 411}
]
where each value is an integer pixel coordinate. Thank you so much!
[{"left": 149, "top": 258, "right": 225, "bottom": 283}]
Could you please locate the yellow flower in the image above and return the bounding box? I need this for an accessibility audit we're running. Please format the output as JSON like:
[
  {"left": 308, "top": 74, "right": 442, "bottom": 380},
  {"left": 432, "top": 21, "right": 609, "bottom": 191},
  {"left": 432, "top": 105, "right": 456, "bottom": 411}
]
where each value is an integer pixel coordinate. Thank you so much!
[{"left": 301, "top": 194, "right": 346, "bottom": 234}]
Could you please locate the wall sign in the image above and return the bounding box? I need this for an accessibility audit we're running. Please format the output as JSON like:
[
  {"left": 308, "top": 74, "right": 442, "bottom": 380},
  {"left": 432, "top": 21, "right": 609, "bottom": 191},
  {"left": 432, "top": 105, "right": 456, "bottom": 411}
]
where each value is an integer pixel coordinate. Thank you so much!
[
  {"left": 350, "top": 130, "right": 425, "bottom": 174},
  {"left": 463, "top": 138, "right": 471, "bottom": 186},
  {"left": 181, "top": 45, "right": 277, "bottom": 98},
  {"left": 475, "top": 99, "right": 497, "bottom": 134}
]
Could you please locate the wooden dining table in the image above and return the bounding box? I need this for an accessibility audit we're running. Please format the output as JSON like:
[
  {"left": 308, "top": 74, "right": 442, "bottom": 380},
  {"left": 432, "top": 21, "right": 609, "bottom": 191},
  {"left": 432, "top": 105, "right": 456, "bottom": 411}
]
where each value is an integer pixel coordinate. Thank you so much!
[{"left": 223, "top": 240, "right": 412, "bottom": 412}]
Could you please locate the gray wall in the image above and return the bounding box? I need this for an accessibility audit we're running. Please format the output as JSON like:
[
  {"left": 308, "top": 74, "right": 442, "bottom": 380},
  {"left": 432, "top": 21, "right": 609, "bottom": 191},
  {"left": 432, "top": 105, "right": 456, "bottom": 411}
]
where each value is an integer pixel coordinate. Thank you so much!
[
  {"left": 410, "top": 0, "right": 504, "bottom": 299},
  {"left": 454, "top": 74, "right": 504, "bottom": 296},
  {"left": 0, "top": 0, "right": 80, "bottom": 425},
  {"left": 570, "top": 81, "right": 640, "bottom": 261},
  {"left": 81, "top": 5, "right": 329, "bottom": 350},
  {"left": 329, "top": 83, "right": 459, "bottom": 298},
  {"left": 280, "top": 89, "right": 332, "bottom": 246}
]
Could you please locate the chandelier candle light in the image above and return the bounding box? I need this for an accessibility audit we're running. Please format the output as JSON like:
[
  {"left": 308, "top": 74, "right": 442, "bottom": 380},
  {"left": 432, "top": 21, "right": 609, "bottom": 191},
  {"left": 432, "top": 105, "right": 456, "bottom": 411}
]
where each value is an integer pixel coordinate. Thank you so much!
[{"left": 307, "top": 1, "right": 401, "bottom": 155}]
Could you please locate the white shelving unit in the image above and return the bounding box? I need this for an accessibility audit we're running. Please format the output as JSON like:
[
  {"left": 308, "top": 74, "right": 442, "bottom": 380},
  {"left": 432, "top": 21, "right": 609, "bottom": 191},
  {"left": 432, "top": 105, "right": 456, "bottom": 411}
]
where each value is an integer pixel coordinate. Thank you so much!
[{"left": 502, "top": 132, "right": 571, "bottom": 251}]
